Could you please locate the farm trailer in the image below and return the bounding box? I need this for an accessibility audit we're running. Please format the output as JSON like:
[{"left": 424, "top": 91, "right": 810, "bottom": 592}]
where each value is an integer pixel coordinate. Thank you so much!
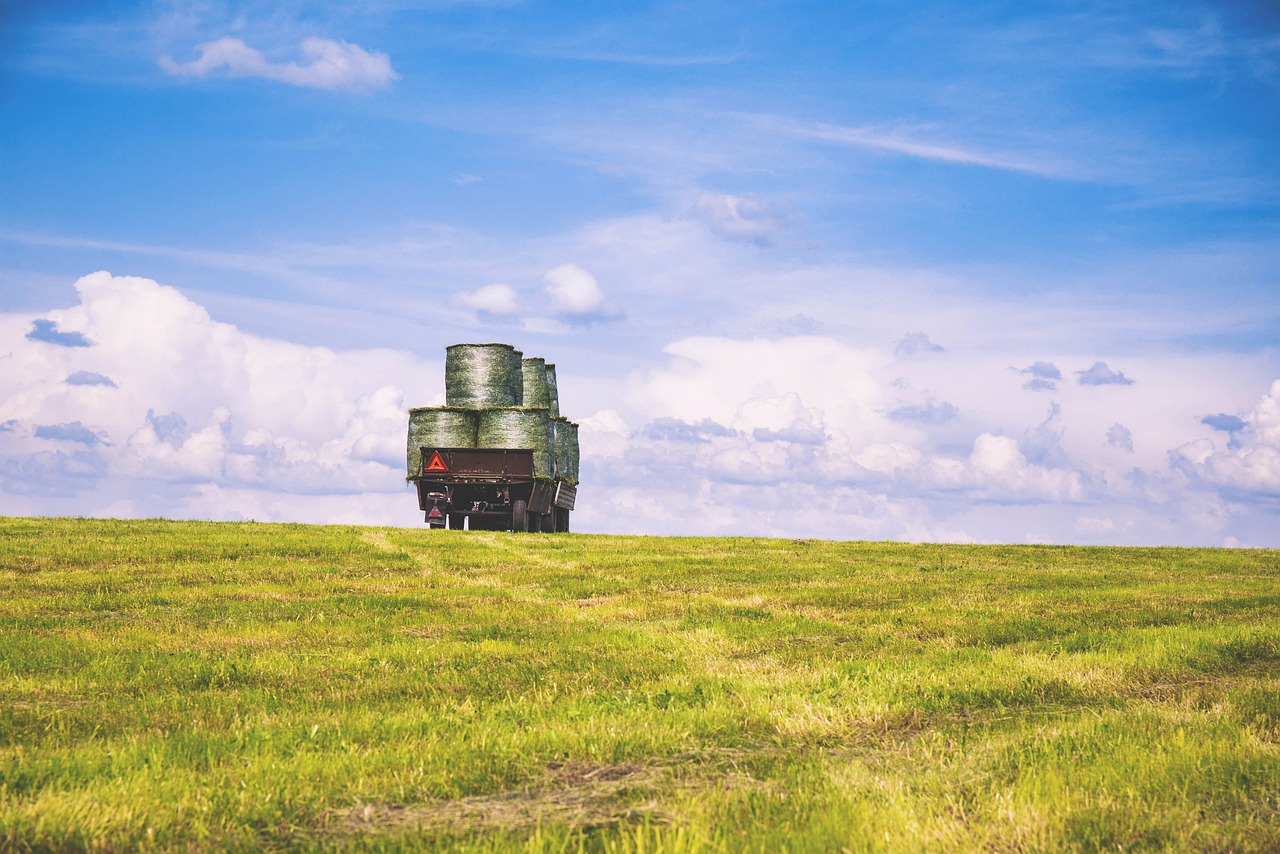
[{"left": 410, "top": 446, "right": 577, "bottom": 532}]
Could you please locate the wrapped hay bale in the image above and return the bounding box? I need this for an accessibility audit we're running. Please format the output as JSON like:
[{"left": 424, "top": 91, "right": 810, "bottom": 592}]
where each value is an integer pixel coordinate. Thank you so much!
[
  {"left": 544, "top": 363, "right": 560, "bottom": 417},
  {"left": 406, "top": 407, "right": 478, "bottom": 476},
  {"left": 446, "top": 343, "right": 523, "bottom": 408},
  {"left": 521, "top": 357, "right": 553, "bottom": 410},
  {"left": 478, "top": 407, "right": 555, "bottom": 478},
  {"left": 553, "top": 417, "right": 579, "bottom": 485}
]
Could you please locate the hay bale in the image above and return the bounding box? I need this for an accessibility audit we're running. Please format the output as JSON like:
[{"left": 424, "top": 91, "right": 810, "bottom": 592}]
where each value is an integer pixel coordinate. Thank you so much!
[
  {"left": 446, "top": 343, "right": 523, "bottom": 408},
  {"left": 544, "top": 363, "right": 560, "bottom": 417},
  {"left": 553, "top": 417, "right": 580, "bottom": 485},
  {"left": 521, "top": 357, "right": 552, "bottom": 410},
  {"left": 406, "top": 407, "right": 478, "bottom": 476},
  {"left": 477, "top": 407, "right": 554, "bottom": 478}
]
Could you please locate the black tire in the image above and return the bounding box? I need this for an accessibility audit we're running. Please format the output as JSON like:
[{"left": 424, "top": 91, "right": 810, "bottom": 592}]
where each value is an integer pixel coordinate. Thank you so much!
[
  {"left": 447, "top": 513, "right": 467, "bottom": 530},
  {"left": 555, "top": 508, "right": 570, "bottom": 533},
  {"left": 511, "top": 499, "right": 528, "bottom": 533}
]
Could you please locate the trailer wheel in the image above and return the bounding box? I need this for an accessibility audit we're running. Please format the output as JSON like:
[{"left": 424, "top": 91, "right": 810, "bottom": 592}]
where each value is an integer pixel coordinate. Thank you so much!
[
  {"left": 511, "top": 499, "right": 528, "bottom": 533},
  {"left": 448, "top": 513, "right": 467, "bottom": 530},
  {"left": 555, "top": 507, "right": 570, "bottom": 533}
]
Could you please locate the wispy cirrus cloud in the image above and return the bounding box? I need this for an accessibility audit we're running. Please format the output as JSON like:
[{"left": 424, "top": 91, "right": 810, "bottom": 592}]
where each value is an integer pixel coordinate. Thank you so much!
[
  {"left": 160, "top": 36, "right": 398, "bottom": 92},
  {"left": 735, "top": 113, "right": 1076, "bottom": 179}
]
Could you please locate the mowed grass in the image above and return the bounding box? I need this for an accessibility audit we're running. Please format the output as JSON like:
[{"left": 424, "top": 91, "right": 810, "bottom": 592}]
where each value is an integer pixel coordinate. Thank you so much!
[{"left": 1, "top": 517, "right": 1278, "bottom": 852}]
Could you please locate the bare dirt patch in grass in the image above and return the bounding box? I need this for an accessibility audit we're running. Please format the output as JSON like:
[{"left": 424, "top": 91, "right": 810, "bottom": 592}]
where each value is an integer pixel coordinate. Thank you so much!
[
  {"left": 328, "top": 760, "right": 774, "bottom": 839},
  {"left": 330, "top": 762, "right": 666, "bottom": 836}
]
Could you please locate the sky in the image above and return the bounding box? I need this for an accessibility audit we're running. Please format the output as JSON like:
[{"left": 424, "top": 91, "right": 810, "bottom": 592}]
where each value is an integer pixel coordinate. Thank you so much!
[{"left": 1, "top": 0, "right": 1278, "bottom": 545}]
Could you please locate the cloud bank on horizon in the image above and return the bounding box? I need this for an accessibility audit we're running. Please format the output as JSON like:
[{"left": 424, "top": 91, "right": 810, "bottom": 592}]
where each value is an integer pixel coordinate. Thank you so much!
[
  {"left": 1, "top": 1, "right": 1277, "bottom": 543},
  {"left": 1, "top": 272, "right": 1276, "bottom": 546}
]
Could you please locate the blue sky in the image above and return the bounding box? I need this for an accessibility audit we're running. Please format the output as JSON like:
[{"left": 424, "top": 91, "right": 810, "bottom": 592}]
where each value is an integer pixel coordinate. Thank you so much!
[{"left": 2, "top": 0, "right": 1278, "bottom": 543}]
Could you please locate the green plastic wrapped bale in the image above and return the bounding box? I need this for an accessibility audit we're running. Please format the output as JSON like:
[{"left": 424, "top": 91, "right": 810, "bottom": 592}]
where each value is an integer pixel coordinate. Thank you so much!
[
  {"left": 478, "top": 407, "right": 554, "bottom": 479},
  {"left": 446, "top": 343, "right": 523, "bottom": 408},
  {"left": 544, "top": 363, "right": 560, "bottom": 418},
  {"left": 521, "top": 357, "right": 553, "bottom": 410},
  {"left": 553, "top": 416, "right": 579, "bottom": 485},
  {"left": 406, "top": 407, "right": 478, "bottom": 476}
]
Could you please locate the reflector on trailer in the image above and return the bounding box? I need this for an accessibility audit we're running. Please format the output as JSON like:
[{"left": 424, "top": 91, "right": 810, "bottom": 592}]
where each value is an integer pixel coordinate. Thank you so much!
[
  {"left": 427, "top": 506, "right": 443, "bottom": 518},
  {"left": 425, "top": 451, "right": 449, "bottom": 473}
]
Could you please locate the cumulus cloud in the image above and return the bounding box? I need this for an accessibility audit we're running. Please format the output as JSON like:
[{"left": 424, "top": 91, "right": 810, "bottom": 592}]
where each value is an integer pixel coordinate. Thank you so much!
[
  {"left": 1020, "top": 361, "right": 1062, "bottom": 391},
  {"left": 34, "top": 422, "right": 108, "bottom": 446},
  {"left": 1171, "top": 379, "right": 1280, "bottom": 497},
  {"left": 929, "top": 433, "right": 1084, "bottom": 503},
  {"left": 541, "top": 263, "right": 619, "bottom": 320},
  {"left": 65, "top": 370, "right": 116, "bottom": 387},
  {"left": 4, "top": 277, "right": 1276, "bottom": 544},
  {"left": 26, "top": 319, "right": 90, "bottom": 347},
  {"left": 1076, "top": 361, "right": 1135, "bottom": 386},
  {"left": 1021, "top": 403, "right": 1070, "bottom": 469},
  {"left": 1201, "top": 413, "right": 1245, "bottom": 433},
  {"left": 1107, "top": 422, "right": 1134, "bottom": 453},
  {"left": 601, "top": 336, "right": 1088, "bottom": 520},
  {"left": 456, "top": 283, "right": 519, "bottom": 316},
  {"left": 895, "top": 332, "right": 946, "bottom": 357},
  {"left": 160, "top": 37, "right": 398, "bottom": 92},
  {"left": 0, "top": 272, "right": 434, "bottom": 516}
]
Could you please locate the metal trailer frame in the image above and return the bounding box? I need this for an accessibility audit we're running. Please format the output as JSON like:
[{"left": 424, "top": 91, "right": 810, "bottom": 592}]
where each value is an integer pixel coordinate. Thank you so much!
[{"left": 410, "top": 447, "right": 577, "bottom": 532}]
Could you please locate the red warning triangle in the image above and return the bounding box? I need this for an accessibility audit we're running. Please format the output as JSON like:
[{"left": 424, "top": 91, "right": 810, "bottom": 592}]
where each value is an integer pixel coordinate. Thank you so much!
[{"left": 424, "top": 451, "right": 449, "bottom": 473}]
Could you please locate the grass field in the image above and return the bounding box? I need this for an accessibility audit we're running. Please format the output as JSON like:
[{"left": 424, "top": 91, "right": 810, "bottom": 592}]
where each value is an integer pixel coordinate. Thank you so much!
[{"left": 1, "top": 516, "right": 1278, "bottom": 852}]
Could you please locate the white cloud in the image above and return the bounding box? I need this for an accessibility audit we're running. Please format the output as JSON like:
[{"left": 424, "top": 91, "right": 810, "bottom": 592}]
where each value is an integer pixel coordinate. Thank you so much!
[
  {"left": 541, "top": 263, "right": 613, "bottom": 318},
  {"left": 931, "top": 433, "right": 1084, "bottom": 502},
  {"left": 3, "top": 273, "right": 1278, "bottom": 546},
  {"left": 1170, "top": 379, "right": 1280, "bottom": 497},
  {"left": 0, "top": 272, "right": 435, "bottom": 514},
  {"left": 1076, "top": 361, "right": 1135, "bottom": 386},
  {"left": 1107, "top": 423, "right": 1134, "bottom": 453},
  {"left": 746, "top": 114, "right": 1073, "bottom": 179},
  {"left": 456, "top": 283, "right": 519, "bottom": 315},
  {"left": 600, "top": 336, "right": 1087, "bottom": 513},
  {"left": 160, "top": 37, "right": 398, "bottom": 92}
]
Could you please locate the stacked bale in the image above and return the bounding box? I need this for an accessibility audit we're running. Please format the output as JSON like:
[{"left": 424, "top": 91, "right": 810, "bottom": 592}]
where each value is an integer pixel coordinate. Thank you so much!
[
  {"left": 552, "top": 417, "right": 579, "bottom": 484},
  {"left": 407, "top": 342, "right": 577, "bottom": 484},
  {"left": 544, "top": 363, "right": 560, "bottom": 418},
  {"left": 446, "top": 343, "right": 523, "bottom": 408},
  {"left": 521, "top": 357, "right": 552, "bottom": 409},
  {"left": 406, "top": 407, "right": 477, "bottom": 475},
  {"left": 477, "top": 407, "right": 555, "bottom": 478}
]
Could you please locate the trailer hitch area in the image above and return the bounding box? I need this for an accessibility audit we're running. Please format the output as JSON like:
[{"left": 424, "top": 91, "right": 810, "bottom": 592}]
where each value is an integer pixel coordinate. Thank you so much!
[
  {"left": 469, "top": 501, "right": 489, "bottom": 513},
  {"left": 424, "top": 491, "right": 447, "bottom": 523}
]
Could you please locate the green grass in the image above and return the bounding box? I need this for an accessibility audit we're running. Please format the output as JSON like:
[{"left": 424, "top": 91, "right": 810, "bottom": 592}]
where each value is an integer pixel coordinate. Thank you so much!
[{"left": 1, "top": 516, "right": 1277, "bottom": 852}]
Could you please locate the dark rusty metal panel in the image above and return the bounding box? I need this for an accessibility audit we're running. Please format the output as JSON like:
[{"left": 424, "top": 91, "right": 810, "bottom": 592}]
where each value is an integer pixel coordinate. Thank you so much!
[
  {"left": 529, "top": 480, "right": 554, "bottom": 515},
  {"left": 416, "top": 447, "right": 535, "bottom": 478},
  {"left": 553, "top": 481, "right": 577, "bottom": 510}
]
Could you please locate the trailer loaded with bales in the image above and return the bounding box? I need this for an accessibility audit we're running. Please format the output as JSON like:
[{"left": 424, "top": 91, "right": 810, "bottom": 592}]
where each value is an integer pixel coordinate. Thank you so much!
[{"left": 406, "top": 343, "right": 579, "bottom": 532}]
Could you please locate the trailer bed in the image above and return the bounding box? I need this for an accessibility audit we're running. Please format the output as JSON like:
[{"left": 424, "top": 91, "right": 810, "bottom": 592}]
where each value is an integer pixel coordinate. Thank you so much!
[{"left": 410, "top": 447, "right": 575, "bottom": 532}]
